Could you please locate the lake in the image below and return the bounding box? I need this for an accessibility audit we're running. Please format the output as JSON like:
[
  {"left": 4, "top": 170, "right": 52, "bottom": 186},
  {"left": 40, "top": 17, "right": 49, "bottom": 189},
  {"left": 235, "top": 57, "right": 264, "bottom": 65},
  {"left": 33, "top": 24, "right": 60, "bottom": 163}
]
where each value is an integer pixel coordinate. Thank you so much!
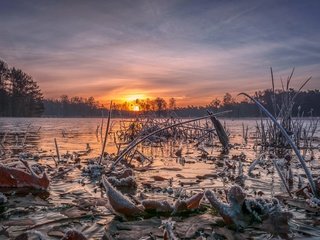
[{"left": 0, "top": 117, "right": 319, "bottom": 239}]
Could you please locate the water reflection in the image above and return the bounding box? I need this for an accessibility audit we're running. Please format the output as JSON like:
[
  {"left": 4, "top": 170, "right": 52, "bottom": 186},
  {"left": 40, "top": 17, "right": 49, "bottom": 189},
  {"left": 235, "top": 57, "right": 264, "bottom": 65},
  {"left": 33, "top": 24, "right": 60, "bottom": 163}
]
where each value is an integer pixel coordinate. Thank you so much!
[{"left": 0, "top": 117, "right": 319, "bottom": 239}]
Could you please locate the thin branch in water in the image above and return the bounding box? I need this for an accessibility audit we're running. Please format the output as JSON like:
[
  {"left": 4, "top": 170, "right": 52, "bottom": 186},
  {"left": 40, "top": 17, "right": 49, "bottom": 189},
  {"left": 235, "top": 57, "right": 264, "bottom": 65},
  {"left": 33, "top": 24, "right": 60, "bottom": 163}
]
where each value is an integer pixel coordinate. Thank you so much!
[
  {"left": 272, "top": 159, "right": 293, "bottom": 198},
  {"left": 270, "top": 67, "right": 277, "bottom": 116},
  {"left": 99, "top": 101, "right": 113, "bottom": 165},
  {"left": 239, "top": 92, "right": 318, "bottom": 197},
  {"left": 292, "top": 76, "right": 312, "bottom": 101},
  {"left": 207, "top": 110, "right": 229, "bottom": 150},
  {"left": 110, "top": 110, "right": 232, "bottom": 170},
  {"left": 100, "top": 110, "right": 104, "bottom": 144},
  {"left": 54, "top": 138, "right": 61, "bottom": 163},
  {"left": 271, "top": 67, "right": 275, "bottom": 93},
  {"left": 286, "top": 67, "right": 295, "bottom": 90}
]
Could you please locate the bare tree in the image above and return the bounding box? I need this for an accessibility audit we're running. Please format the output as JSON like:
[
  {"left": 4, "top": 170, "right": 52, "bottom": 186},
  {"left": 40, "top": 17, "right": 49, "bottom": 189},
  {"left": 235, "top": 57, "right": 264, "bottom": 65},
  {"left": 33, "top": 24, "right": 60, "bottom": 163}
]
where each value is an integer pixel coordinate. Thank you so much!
[
  {"left": 169, "top": 97, "right": 176, "bottom": 110},
  {"left": 210, "top": 98, "right": 221, "bottom": 109},
  {"left": 223, "top": 93, "right": 234, "bottom": 106},
  {"left": 154, "top": 97, "right": 167, "bottom": 116},
  {"left": 0, "top": 60, "right": 9, "bottom": 115}
]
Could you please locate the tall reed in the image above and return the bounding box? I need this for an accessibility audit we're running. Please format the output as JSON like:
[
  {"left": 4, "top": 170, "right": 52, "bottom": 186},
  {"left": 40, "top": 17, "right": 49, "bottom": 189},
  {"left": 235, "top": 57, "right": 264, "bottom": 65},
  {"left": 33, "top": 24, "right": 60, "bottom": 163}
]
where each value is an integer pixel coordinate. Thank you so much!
[
  {"left": 110, "top": 110, "right": 231, "bottom": 170},
  {"left": 99, "top": 101, "right": 113, "bottom": 165},
  {"left": 239, "top": 93, "right": 318, "bottom": 197}
]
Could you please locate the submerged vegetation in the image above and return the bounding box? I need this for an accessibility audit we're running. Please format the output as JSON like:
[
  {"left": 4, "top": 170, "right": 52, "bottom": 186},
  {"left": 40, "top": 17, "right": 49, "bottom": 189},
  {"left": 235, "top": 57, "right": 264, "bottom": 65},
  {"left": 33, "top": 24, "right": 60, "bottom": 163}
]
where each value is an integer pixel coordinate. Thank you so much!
[{"left": 0, "top": 66, "right": 319, "bottom": 239}]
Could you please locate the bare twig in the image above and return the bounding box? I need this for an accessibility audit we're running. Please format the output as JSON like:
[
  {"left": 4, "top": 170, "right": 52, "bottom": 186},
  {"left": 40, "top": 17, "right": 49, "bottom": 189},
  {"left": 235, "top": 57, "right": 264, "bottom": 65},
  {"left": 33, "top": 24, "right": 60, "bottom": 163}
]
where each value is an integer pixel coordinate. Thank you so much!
[
  {"left": 272, "top": 159, "right": 293, "bottom": 198},
  {"left": 110, "top": 110, "right": 231, "bottom": 170},
  {"left": 99, "top": 101, "right": 113, "bottom": 165},
  {"left": 54, "top": 138, "right": 61, "bottom": 162},
  {"left": 240, "top": 93, "right": 318, "bottom": 197}
]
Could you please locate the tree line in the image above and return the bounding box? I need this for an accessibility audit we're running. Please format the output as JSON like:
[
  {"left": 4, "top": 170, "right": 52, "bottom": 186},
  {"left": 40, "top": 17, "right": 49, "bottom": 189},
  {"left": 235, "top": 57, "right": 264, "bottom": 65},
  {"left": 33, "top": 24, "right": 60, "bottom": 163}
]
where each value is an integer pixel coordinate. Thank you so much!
[
  {"left": 0, "top": 59, "right": 44, "bottom": 117},
  {"left": 1, "top": 59, "right": 319, "bottom": 118},
  {"left": 42, "top": 89, "right": 320, "bottom": 118},
  {"left": 42, "top": 96, "right": 174, "bottom": 117},
  {"left": 43, "top": 95, "right": 102, "bottom": 117}
]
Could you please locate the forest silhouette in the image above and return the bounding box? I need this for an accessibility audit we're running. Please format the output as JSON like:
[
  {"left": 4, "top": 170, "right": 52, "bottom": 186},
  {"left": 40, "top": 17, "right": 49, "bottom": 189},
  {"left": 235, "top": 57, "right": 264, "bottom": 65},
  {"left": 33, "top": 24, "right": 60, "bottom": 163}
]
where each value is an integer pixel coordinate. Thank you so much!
[{"left": 1, "top": 59, "right": 319, "bottom": 118}]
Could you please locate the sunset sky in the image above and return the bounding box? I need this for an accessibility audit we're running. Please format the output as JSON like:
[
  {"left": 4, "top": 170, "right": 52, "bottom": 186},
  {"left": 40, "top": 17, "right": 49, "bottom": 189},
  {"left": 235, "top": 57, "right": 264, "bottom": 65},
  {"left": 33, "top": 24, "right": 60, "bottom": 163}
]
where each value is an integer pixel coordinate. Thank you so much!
[{"left": 0, "top": 0, "right": 319, "bottom": 106}]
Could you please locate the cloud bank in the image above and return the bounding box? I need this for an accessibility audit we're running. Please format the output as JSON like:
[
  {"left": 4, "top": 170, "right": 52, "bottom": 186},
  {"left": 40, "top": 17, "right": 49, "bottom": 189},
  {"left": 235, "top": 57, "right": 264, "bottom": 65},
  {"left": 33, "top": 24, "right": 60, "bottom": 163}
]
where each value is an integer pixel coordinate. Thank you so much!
[{"left": 0, "top": 0, "right": 319, "bottom": 105}]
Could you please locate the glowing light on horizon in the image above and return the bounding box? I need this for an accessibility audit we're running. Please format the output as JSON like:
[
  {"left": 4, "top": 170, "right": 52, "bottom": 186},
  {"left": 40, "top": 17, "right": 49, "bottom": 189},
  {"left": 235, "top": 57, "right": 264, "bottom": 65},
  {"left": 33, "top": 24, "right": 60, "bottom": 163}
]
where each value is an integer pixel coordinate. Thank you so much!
[
  {"left": 122, "top": 93, "right": 148, "bottom": 102},
  {"left": 133, "top": 105, "right": 140, "bottom": 112}
]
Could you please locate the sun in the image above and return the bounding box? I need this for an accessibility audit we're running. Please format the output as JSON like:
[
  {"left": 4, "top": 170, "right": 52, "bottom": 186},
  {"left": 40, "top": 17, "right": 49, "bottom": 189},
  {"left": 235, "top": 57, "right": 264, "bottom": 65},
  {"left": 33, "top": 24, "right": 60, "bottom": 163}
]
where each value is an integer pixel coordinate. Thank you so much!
[{"left": 133, "top": 105, "right": 140, "bottom": 112}]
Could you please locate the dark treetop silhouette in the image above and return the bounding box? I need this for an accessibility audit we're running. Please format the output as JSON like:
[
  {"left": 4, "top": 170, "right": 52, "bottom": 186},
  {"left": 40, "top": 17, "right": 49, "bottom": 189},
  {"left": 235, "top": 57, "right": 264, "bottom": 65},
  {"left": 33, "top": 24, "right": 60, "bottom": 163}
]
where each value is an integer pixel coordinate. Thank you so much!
[
  {"left": 1, "top": 59, "right": 319, "bottom": 118},
  {"left": 0, "top": 59, "right": 44, "bottom": 117}
]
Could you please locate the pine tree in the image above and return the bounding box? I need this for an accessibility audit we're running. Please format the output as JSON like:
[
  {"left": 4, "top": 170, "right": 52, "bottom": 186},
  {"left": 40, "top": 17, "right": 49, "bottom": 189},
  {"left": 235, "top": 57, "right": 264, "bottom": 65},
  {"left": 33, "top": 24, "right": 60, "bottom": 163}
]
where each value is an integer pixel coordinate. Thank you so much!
[{"left": 0, "top": 59, "right": 44, "bottom": 117}]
